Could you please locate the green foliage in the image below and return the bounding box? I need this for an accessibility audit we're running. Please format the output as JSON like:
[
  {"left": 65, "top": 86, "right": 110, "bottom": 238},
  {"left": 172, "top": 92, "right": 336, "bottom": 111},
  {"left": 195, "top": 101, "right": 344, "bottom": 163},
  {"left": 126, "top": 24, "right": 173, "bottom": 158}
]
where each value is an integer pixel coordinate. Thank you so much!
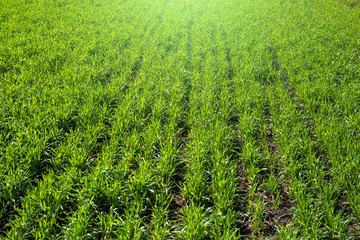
[{"left": 0, "top": 0, "right": 359, "bottom": 238}]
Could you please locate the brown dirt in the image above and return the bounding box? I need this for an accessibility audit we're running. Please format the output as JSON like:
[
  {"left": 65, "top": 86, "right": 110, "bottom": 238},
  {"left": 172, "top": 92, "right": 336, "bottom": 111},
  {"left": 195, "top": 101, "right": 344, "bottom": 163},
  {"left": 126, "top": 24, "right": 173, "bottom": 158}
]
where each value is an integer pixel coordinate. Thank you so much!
[
  {"left": 168, "top": 192, "right": 185, "bottom": 221},
  {"left": 234, "top": 169, "right": 253, "bottom": 238}
]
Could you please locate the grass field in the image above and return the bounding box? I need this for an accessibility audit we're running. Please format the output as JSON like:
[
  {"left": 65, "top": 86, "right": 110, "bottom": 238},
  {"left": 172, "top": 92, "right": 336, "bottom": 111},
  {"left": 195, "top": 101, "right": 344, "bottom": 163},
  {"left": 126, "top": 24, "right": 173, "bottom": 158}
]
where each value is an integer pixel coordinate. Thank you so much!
[{"left": 1, "top": 0, "right": 360, "bottom": 238}]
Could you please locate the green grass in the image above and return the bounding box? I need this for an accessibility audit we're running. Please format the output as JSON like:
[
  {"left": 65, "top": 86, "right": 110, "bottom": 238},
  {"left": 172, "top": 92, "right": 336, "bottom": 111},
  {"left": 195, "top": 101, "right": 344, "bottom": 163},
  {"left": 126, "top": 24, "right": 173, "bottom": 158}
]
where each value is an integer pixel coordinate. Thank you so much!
[{"left": 1, "top": 0, "right": 360, "bottom": 238}]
